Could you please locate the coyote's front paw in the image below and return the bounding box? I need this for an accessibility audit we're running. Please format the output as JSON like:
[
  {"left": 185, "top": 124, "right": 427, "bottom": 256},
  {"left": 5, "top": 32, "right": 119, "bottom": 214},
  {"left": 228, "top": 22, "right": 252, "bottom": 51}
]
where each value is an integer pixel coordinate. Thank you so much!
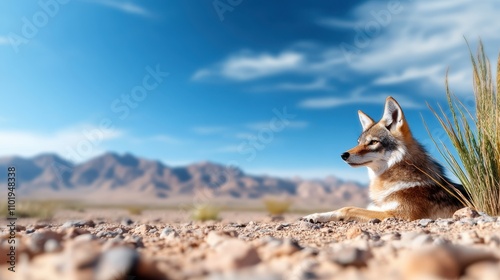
[{"left": 300, "top": 211, "right": 340, "bottom": 223}]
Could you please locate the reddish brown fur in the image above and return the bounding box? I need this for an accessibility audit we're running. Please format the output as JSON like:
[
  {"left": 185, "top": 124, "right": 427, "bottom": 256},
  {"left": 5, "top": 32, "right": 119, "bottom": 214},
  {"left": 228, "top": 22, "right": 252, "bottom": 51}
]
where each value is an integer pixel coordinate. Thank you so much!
[{"left": 302, "top": 97, "right": 467, "bottom": 223}]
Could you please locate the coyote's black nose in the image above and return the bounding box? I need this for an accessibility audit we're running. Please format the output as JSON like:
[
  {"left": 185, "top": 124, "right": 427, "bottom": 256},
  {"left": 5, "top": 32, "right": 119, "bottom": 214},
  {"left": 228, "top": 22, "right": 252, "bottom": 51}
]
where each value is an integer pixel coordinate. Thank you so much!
[{"left": 341, "top": 152, "right": 350, "bottom": 161}]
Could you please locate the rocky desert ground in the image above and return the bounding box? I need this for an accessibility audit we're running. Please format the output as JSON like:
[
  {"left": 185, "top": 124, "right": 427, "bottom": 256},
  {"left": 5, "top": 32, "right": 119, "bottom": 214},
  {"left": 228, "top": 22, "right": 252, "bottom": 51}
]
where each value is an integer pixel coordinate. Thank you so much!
[{"left": 1, "top": 207, "right": 500, "bottom": 280}]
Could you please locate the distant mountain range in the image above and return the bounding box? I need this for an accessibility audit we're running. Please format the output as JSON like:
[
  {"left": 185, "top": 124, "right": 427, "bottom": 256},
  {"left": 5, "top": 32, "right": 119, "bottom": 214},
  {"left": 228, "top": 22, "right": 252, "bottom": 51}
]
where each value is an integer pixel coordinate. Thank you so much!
[{"left": 0, "top": 153, "right": 368, "bottom": 208}]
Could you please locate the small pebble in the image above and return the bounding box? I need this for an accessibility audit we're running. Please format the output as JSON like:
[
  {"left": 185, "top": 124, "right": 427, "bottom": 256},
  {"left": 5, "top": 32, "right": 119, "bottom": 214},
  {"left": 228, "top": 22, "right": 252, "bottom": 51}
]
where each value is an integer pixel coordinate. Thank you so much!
[
  {"left": 95, "top": 247, "right": 139, "bottom": 280},
  {"left": 333, "top": 247, "right": 372, "bottom": 267},
  {"left": 418, "top": 219, "right": 433, "bottom": 227}
]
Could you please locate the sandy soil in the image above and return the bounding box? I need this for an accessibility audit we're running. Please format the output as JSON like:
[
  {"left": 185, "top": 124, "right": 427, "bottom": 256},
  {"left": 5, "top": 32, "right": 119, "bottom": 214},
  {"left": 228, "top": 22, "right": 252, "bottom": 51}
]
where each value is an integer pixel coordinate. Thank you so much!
[{"left": 1, "top": 208, "right": 500, "bottom": 280}]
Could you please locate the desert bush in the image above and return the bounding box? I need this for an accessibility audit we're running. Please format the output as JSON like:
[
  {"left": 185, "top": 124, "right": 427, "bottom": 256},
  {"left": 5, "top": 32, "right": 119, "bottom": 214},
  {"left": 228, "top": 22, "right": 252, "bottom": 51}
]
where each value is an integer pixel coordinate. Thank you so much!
[
  {"left": 429, "top": 41, "right": 500, "bottom": 216},
  {"left": 191, "top": 204, "right": 220, "bottom": 221},
  {"left": 263, "top": 197, "right": 292, "bottom": 216},
  {"left": 61, "top": 201, "right": 86, "bottom": 212},
  {"left": 125, "top": 206, "right": 144, "bottom": 215},
  {"left": 0, "top": 200, "right": 55, "bottom": 219}
]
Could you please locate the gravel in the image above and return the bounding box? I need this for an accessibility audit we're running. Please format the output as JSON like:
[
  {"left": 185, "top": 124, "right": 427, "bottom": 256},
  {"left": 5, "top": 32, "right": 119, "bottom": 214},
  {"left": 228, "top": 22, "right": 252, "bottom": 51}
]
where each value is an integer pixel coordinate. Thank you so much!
[{"left": 0, "top": 207, "right": 499, "bottom": 279}]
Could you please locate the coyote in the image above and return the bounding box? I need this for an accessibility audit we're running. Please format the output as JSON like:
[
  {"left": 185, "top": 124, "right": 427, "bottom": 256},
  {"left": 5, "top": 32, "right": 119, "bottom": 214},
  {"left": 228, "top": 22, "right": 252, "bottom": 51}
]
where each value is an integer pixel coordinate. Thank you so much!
[{"left": 302, "top": 97, "right": 468, "bottom": 223}]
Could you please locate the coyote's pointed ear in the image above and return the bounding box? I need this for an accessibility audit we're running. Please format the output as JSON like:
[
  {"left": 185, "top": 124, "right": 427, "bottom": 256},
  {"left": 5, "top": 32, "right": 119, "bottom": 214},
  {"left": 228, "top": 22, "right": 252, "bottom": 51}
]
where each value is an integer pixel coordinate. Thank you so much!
[
  {"left": 382, "top": 97, "right": 406, "bottom": 133},
  {"left": 358, "top": 110, "right": 375, "bottom": 131}
]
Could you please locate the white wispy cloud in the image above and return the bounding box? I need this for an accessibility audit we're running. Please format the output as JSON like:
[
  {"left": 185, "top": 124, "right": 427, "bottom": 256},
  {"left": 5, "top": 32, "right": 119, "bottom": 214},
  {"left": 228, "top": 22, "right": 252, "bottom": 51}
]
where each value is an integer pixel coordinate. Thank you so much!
[
  {"left": 83, "top": 0, "right": 152, "bottom": 17},
  {"left": 295, "top": 1, "right": 500, "bottom": 107},
  {"left": 373, "top": 65, "right": 444, "bottom": 85},
  {"left": 0, "top": 124, "right": 124, "bottom": 161},
  {"left": 332, "top": 0, "right": 500, "bottom": 94},
  {"left": 252, "top": 77, "right": 333, "bottom": 92},
  {"left": 299, "top": 93, "right": 423, "bottom": 110},
  {"left": 193, "top": 51, "right": 304, "bottom": 81},
  {"left": 196, "top": 1, "right": 499, "bottom": 99},
  {"left": 192, "top": 46, "right": 348, "bottom": 82}
]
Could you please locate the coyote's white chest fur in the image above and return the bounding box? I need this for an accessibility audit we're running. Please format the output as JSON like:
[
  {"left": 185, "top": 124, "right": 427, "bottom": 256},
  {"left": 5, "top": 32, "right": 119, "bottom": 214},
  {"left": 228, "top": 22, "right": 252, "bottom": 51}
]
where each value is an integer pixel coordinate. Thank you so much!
[{"left": 370, "top": 181, "right": 425, "bottom": 204}]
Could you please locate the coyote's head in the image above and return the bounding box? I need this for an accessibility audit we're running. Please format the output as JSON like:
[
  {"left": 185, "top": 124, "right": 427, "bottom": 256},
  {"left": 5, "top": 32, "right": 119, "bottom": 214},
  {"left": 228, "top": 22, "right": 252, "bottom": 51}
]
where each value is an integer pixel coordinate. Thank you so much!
[{"left": 341, "top": 97, "right": 413, "bottom": 176}]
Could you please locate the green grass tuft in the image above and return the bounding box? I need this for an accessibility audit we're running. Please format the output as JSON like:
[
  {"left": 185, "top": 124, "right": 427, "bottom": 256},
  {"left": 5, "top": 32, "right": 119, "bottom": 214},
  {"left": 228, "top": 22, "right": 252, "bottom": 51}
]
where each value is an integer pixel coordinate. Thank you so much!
[{"left": 428, "top": 40, "right": 500, "bottom": 216}]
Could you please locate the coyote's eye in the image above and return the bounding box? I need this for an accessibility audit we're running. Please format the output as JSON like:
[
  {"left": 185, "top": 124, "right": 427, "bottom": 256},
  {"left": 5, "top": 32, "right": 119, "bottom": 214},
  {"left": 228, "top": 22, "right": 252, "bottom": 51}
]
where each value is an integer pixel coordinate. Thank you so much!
[{"left": 368, "top": 140, "right": 379, "bottom": 145}]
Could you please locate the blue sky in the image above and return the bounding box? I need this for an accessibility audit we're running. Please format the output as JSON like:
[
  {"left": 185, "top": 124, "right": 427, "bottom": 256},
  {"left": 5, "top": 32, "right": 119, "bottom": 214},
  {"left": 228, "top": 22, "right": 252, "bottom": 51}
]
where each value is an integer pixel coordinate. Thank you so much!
[{"left": 1, "top": 0, "right": 499, "bottom": 183}]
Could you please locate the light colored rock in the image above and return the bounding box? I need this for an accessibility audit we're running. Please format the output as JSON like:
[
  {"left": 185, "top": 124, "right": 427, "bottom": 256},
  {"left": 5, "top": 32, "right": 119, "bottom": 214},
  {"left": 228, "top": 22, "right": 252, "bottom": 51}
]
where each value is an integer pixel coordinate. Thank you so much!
[
  {"left": 206, "top": 238, "right": 260, "bottom": 271},
  {"left": 65, "top": 227, "right": 91, "bottom": 239},
  {"left": 96, "top": 231, "right": 119, "bottom": 238},
  {"left": 206, "top": 231, "right": 231, "bottom": 248},
  {"left": 460, "top": 230, "right": 484, "bottom": 245},
  {"left": 28, "top": 230, "right": 64, "bottom": 254},
  {"left": 62, "top": 220, "right": 95, "bottom": 228},
  {"left": 411, "top": 234, "right": 433, "bottom": 248},
  {"left": 381, "top": 232, "right": 400, "bottom": 241},
  {"left": 25, "top": 253, "right": 73, "bottom": 280},
  {"left": 485, "top": 234, "right": 500, "bottom": 247},
  {"left": 451, "top": 245, "right": 498, "bottom": 266},
  {"left": 436, "top": 218, "right": 454, "bottom": 228},
  {"left": 320, "top": 227, "right": 333, "bottom": 234},
  {"left": 287, "top": 259, "right": 318, "bottom": 280},
  {"left": 44, "top": 239, "right": 62, "bottom": 253},
  {"left": 7, "top": 208, "right": 500, "bottom": 280},
  {"left": 258, "top": 238, "right": 302, "bottom": 260},
  {"left": 400, "top": 245, "right": 460, "bottom": 280},
  {"left": 456, "top": 218, "right": 476, "bottom": 226},
  {"left": 95, "top": 247, "right": 139, "bottom": 280},
  {"left": 400, "top": 231, "right": 420, "bottom": 243},
  {"left": 65, "top": 239, "right": 102, "bottom": 270},
  {"left": 402, "top": 243, "right": 498, "bottom": 280},
  {"left": 73, "top": 234, "right": 97, "bottom": 242},
  {"left": 432, "top": 237, "right": 449, "bottom": 246},
  {"left": 345, "top": 226, "right": 363, "bottom": 239},
  {"left": 477, "top": 216, "right": 496, "bottom": 226},
  {"left": 453, "top": 207, "right": 479, "bottom": 220},
  {"left": 159, "top": 226, "right": 177, "bottom": 239},
  {"left": 135, "top": 224, "right": 152, "bottom": 235},
  {"left": 332, "top": 247, "right": 372, "bottom": 267},
  {"left": 465, "top": 261, "right": 500, "bottom": 280},
  {"left": 124, "top": 235, "right": 144, "bottom": 248},
  {"left": 299, "top": 221, "right": 320, "bottom": 230},
  {"left": 418, "top": 219, "right": 433, "bottom": 227}
]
